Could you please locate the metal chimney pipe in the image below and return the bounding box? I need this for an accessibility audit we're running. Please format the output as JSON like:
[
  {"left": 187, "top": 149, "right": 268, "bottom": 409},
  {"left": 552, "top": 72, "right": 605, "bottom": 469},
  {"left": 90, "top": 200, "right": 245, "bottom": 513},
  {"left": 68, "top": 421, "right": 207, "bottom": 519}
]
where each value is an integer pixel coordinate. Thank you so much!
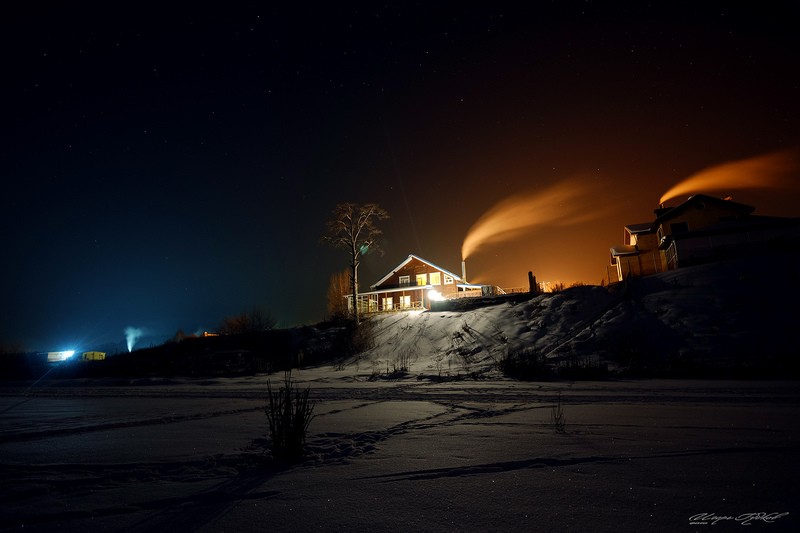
[{"left": 461, "top": 260, "right": 467, "bottom": 283}]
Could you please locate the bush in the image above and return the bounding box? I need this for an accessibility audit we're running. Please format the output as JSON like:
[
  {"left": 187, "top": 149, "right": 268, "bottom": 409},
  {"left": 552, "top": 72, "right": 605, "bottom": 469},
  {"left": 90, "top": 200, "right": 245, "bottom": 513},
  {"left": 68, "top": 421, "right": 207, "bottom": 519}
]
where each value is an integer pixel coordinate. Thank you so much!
[
  {"left": 265, "top": 371, "right": 315, "bottom": 462},
  {"left": 498, "top": 346, "right": 550, "bottom": 380}
]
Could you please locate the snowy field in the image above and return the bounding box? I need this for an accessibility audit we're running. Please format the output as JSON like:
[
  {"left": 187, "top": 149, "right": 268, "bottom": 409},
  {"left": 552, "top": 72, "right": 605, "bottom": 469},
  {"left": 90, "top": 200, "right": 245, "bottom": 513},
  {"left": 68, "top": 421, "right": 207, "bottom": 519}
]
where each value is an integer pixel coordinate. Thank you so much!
[{"left": 1, "top": 371, "right": 798, "bottom": 532}]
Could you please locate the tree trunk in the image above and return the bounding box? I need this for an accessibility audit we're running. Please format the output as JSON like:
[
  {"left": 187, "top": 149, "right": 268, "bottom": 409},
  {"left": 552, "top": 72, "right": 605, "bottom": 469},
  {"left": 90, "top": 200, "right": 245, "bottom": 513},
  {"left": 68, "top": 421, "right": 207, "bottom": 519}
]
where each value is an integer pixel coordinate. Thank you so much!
[{"left": 350, "top": 260, "right": 359, "bottom": 325}]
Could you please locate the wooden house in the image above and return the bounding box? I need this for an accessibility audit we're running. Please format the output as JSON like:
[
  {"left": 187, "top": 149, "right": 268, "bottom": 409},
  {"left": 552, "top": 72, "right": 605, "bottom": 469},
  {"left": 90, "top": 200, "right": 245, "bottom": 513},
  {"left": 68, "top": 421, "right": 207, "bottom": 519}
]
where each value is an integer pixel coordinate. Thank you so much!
[
  {"left": 348, "top": 254, "right": 484, "bottom": 313},
  {"left": 655, "top": 194, "right": 800, "bottom": 269},
  {"left": 610, "top": 194, "right": 800, "bottom": 281}
]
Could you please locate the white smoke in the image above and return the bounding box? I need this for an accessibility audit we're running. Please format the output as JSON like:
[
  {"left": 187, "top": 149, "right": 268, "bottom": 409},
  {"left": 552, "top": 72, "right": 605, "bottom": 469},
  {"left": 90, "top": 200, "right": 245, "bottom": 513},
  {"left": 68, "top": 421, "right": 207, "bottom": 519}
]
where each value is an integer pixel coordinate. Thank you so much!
[{"left": 124, "top": 327, "right": 143, "bottom": 352}]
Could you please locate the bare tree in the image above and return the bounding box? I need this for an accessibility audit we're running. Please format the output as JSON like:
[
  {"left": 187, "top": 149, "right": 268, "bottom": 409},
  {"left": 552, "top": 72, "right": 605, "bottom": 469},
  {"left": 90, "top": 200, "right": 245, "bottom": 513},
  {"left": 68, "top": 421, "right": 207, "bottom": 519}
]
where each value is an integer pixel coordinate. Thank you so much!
[
  {"left": 322, "top": 203, "right": 389, "bottom": 324},
  {"left": 219, "top": 307, "right": 277, "bottom": 335}
]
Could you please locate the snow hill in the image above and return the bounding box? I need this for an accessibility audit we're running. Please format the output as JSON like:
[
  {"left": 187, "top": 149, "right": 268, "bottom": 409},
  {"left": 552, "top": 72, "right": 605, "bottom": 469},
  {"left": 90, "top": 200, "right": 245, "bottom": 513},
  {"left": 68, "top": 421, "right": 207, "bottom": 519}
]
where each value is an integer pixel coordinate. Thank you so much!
[{"left": 350, "top": 253, "right": 799, "bottom": 379}]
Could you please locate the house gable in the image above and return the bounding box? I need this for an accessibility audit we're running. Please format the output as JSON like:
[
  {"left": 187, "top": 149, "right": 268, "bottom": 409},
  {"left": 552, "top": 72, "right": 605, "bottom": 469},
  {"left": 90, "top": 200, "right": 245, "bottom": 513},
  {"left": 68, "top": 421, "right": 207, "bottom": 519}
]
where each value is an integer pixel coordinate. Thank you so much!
[
  {"left": 654, "top": 194, "right": 754, "bottom": 239},
  {"left": 371, "top": 254, "right": 463, "bottom": 290},
  {"left": 624, "top": 223, "right": 655, "bottom": 246}
]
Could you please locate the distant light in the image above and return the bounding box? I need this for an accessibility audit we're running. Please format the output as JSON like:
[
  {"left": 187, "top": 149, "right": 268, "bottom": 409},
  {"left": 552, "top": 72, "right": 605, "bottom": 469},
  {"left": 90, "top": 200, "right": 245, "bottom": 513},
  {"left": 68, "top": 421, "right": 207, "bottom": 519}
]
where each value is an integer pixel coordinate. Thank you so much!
[{"left": 47, "top": 350, "right": 75, "bottom": 362}]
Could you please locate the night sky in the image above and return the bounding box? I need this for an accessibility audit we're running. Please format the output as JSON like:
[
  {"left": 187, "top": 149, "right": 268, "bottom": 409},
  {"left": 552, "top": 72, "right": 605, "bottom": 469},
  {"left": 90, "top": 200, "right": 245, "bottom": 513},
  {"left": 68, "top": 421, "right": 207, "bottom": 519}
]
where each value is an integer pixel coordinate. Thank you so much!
[{"left": 3, "top": 2, "right": 799, "bottom": 352}]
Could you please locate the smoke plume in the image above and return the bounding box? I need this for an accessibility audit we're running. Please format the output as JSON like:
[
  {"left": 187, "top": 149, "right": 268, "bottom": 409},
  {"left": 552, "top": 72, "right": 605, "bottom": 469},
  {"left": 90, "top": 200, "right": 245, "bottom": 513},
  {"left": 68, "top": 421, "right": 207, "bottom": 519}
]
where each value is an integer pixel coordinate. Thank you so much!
[
  {"left": 125, "top": 327, "right": 143, "bottom": 352},
  {"left": 659, "top": 149, "right": 799, "bottom": 205},
  {"left": 461, "top": 177, "right": 613, "bottom": 261}
]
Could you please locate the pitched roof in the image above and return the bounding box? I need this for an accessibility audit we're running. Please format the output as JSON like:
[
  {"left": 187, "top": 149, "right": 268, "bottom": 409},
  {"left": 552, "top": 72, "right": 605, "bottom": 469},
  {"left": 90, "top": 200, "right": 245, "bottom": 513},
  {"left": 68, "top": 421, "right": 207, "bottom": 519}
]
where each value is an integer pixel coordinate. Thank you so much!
[
  {"left": 654, "top": 194, "right": 754, "bottom": 224},
  {"left": 625, "top": 223, "right": 654, "bottom": 234},
  {"left": 371, "top": 254, "right": 464, "bottom": 289},
  {"left": 610, "top": 244, "right": 639, "bottom": 257}
]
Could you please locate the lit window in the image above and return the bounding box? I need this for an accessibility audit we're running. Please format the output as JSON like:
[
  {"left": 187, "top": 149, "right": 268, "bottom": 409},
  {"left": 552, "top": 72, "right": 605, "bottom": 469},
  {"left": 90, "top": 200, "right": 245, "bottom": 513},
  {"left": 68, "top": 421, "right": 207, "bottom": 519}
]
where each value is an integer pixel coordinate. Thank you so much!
[
  {"left": 429, "top": 272, "right": 441, "bottom": 285},
  {"left": 416, "top": 273, "right": 427, "bottom": 286},
  {"left": 382, "top": 297, "right": 393, "bottom": 310},
  {"left": 444, "top": 275, "right": 454, "bottom": 285},
  {"left": 400, "top": 295, "right": 411, "bottom": 308}
]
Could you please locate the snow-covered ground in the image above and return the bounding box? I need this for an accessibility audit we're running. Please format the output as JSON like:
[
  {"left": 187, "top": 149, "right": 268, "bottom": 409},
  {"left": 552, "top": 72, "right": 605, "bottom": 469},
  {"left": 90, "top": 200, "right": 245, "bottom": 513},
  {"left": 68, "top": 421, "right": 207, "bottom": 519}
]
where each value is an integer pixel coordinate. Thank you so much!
[
  {"left": 2, "top": 256, "right": 798, "bottom": 531},
  {"left": 351, "top": 254, "right": 799, "bottom": 378},
  {"left": 1, "top": 373, "right": 799, "bottom": 532}
]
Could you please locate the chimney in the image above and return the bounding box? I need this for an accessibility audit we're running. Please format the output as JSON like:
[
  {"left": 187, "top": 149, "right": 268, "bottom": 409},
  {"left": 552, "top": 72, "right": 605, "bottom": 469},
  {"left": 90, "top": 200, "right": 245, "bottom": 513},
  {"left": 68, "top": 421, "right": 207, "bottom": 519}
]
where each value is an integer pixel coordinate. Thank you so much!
[
  {"left": 461, "top": 260, "right": 467, "bottom": 283},
  {"left": 654, "top": 203, "right": 673, "bottom": 218}
]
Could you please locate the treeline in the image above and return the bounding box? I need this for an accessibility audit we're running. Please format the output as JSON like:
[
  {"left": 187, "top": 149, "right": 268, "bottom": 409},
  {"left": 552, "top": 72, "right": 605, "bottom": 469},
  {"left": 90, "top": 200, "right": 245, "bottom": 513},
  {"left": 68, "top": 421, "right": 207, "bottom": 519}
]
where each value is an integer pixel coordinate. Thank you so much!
[{"left": 0, "top": 320, "right": 370, "bottom": 380}]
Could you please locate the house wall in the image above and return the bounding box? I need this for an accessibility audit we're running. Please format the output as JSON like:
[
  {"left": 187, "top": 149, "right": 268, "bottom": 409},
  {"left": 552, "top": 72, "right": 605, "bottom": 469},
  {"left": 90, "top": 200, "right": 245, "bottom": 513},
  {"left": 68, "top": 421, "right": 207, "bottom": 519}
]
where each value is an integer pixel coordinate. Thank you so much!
[
  {"left": 624, "top": 229, "right": 633, "bottom": 246},
  {"left": 374, "top": 257, "right": 459, "bottom": 297},
  {"left": 636, "top": 232, "right": 667, "bottom": 275},
  {"left": 373, "top": 288, "right": 426, "bottom": 311},
  {"left": 658, "top": 202, "right": 744, "bottom": 237},
  {"left": 670, "top": 224, "right": 800, "bottom": 268},
  {"left": 613, "top": 231, "right": 666, "bottom": 281}
]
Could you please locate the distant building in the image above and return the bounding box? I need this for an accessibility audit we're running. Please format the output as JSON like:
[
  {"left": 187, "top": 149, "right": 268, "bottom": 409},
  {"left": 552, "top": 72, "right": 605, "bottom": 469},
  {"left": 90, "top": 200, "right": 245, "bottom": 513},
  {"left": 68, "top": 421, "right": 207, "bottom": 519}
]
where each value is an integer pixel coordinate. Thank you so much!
[
  {"left": 81, "top": 351, "right": 106, "bottom": 361},
  {"left": 609, "top": 194, "right": 800, "bottom": 281},
  {"left": 347, "top": 254, "right": 489, "bottom": 313}
]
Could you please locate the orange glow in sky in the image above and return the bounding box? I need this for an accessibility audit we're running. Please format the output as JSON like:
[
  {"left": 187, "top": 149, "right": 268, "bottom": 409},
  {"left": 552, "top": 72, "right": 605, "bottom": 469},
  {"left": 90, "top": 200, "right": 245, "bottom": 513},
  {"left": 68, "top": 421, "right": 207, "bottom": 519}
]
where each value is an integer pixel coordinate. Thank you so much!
[
  {"left": 659, "top": 149, "right": 799, "bottom": 205},
  {"left": 461, "top": 177, "right": 614, "bottom": 261}
]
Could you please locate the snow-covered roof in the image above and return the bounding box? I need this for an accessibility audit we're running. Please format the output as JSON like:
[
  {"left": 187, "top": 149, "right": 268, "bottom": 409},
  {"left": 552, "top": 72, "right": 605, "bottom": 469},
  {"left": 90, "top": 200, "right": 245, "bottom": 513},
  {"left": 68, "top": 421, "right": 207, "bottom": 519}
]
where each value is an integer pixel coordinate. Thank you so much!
[
  {"left": 610, "top": 245, "right": 639, "bottom": 257},
  {"left": 351, "top": 285, "right": 434, "bottom": 297},
  {"left": 625, "top": 223, "right": 653, "bottom": 234},
  {"left": 655, "top": 194, "right": 754, "bottom": 224},
  {"left": 371, "top": 254, "right": 464, "bottom": 289}
]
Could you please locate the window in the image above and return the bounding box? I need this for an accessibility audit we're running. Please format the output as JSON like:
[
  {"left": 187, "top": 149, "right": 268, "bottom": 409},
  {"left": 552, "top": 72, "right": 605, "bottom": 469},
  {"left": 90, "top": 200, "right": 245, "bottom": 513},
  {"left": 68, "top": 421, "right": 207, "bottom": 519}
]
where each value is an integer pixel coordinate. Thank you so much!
[
  {"left": 400, "top": 295, "right": 411, "bottom": 308},
  {"left": 665, "top": 242, "right": 678, "bottom": 269},
  {"left": 398, "top": 275, "right": 411, "bottom": 286},
  {"left": 429, "top": 272, "right": 441, "bottom": 285},
  {"left": 416, "top": 273, "right": 427, "bottom": 286},
  {"left": 444, "top": 274, "right": 454, "bottom": 285},
  {"left": 382, "top": 297, "right": 393, "bottom": 310}
]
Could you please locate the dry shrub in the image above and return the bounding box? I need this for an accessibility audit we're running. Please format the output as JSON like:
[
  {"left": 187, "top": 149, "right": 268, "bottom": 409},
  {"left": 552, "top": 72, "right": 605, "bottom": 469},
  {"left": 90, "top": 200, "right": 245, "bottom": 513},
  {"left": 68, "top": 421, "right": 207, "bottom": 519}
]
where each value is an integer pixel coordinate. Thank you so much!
[{"left": 265, "top": 371, "right": 315, "bottom": 461}]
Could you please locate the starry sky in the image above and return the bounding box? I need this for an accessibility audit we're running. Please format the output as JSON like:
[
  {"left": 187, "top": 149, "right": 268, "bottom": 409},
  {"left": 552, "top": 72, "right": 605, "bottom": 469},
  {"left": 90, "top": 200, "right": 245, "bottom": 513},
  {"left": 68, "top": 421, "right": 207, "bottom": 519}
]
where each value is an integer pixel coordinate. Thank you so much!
[{"left": 2, "top": 2, "right": 799, "bottom": 352}]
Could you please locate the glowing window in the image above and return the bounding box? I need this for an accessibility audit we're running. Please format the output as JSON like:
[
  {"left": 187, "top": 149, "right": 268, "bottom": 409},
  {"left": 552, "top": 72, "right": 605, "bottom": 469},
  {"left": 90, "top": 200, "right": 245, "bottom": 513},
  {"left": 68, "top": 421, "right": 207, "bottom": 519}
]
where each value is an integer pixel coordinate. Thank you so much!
[
  {"left": 429, "top": 272, "right": 441, "bottom": 285},
  {"left": 400, "top": 295, "right": 411, "bottom": 308},
  {"left": 382, "top": 297, "right": 393, "bottom": 310},
  {"left": 444, "top": 275, "right": 454, "bottom": 285},
  {"left": 416, "top": 273, "right": 427, "bottom": 286}
]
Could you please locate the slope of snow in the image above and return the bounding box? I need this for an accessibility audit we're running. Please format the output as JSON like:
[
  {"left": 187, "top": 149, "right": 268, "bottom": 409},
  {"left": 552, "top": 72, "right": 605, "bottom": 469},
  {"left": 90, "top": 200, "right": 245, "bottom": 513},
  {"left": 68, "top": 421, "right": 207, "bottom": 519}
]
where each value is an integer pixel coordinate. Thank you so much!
[{"left": 349, "top": 254, "right": 799, "bottom": 379}]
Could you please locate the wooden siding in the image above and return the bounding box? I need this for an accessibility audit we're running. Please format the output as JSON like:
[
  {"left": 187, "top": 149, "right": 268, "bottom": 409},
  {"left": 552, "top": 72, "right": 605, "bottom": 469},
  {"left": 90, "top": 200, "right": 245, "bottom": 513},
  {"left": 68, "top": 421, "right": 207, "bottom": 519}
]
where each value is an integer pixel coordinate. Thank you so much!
[
  {"left": 373, "top": 256, "right": 459, "bottom": 297},
  {"left": 657, "top": 202, "right": 747, "bottom": 237}
]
